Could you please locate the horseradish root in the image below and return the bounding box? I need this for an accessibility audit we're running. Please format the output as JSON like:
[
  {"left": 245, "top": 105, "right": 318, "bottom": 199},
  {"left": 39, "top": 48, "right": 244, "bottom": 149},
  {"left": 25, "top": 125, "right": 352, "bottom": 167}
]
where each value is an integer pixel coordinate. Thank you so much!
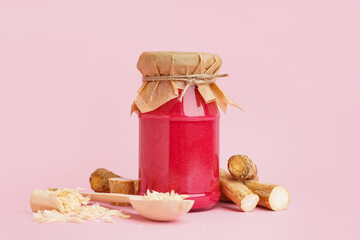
[
  {"left": 219, "top": 192, "right": 233, "bottom": 203},
  {"left": 109, "top": 178, "right": 136, "bottom": 206},
  {"left": 134, "top": 180, "right": 139, "bottom": 195},
  {"left": 220, "top": 168, "right": 259, "bottom": 212},
  {"left": 89, "top": 168, "right": 121, "bottom": 193},
  {"left": 228, "top": 154, "right": 258, "bottom": 181},
  {"left": 243, "top": 180, "right": 290, "bottom": 211}
]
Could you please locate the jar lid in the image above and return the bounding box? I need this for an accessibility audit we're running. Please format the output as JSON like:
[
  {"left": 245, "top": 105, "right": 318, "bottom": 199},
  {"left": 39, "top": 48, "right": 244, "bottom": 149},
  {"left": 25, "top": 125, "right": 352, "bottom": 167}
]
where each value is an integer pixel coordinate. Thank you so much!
[
  {"left": 137, "top": 51, "right": 222, "bottom": 77},
  {"left": 132, "top": 51, "right": 242, "bottom": 114}
]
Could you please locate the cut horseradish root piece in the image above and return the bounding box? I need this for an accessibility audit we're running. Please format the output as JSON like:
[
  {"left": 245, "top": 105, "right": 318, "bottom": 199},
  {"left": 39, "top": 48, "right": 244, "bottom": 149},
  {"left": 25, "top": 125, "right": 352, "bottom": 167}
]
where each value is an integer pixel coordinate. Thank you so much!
[
  {"left": 109, "top": 178, "right": 136, "bottom": 206},
  {"left": 89, "top": 168, "right": 121, "bottom": 193},
  {"left": 227, "top": 154, "right": 258, "bottom": 181},
  {"left": 243, "top": 180, "right": 290, "bottom": 211},
  {"left": 219, "top": 168, "right": 259, "bottom": 212},
  {"left": 219, "top": 192, "right": 233, "bottom": 203}
]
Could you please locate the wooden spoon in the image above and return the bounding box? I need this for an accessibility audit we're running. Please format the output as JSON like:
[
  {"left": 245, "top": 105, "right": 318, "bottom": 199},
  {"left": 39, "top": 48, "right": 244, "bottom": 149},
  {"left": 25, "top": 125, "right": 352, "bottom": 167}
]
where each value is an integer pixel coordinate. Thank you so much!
[{"left": 81, "top": 192, "right": 194, "bottom": 221}]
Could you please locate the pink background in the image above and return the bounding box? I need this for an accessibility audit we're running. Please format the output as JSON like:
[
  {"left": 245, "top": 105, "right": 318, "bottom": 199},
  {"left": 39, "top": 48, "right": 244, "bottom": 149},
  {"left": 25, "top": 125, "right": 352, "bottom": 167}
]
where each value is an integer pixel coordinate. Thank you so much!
[{"left": 1, "top": 0, "right": 359, "bottom": 239}]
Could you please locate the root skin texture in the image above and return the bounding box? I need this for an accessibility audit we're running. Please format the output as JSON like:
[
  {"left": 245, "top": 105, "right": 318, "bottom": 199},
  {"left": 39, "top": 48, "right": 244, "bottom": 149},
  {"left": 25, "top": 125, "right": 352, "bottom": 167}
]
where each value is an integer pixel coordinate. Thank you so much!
[
  {"left": 89, "top": 168, "right": 121, "bottom": 193},
  {"left": 243, "top": 180, "right": 290, "bottom": 211},
  {"left": 220, "top": 168, "right": 259, "bottom": 212},
  {"left": 228, "top": 154, "right": 258, "bottom": 181},
  {"left": 109, "top": 178, "right": 136, "bottom": 206}
]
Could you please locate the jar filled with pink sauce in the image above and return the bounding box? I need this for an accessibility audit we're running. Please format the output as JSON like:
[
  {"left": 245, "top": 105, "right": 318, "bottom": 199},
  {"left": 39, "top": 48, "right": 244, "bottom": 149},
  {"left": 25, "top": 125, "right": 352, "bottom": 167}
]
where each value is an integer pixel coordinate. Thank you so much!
[
  {"left": 132, "top": 52, "right": 240, "bottom": 211},
  {"left": 138, "top": 86, "right": 220, "bottom": 210}
]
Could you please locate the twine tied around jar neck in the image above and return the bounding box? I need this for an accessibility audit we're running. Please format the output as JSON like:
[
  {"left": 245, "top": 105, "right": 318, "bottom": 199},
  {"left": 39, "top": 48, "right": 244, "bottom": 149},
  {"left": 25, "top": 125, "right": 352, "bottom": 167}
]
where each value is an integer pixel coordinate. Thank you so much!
[{"left": 142, "top": 73, "right": 229, "bottom": 102}]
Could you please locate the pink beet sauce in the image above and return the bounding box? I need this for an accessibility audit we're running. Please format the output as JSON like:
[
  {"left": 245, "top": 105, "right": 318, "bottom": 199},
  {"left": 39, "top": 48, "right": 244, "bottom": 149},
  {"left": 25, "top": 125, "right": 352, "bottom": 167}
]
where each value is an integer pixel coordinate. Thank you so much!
[{"left": 138, "top": 86, "right": 220, "bottom": 210}]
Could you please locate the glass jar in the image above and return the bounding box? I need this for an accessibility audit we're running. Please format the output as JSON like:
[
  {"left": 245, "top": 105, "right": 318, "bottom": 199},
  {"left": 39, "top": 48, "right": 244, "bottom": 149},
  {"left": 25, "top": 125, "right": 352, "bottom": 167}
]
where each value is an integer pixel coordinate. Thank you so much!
[
  {"left": 138, "top": 86, "right": 220, "bottom": 210},
  {"left": 132, "top": 51, "right": 240, "bottom": 211}
]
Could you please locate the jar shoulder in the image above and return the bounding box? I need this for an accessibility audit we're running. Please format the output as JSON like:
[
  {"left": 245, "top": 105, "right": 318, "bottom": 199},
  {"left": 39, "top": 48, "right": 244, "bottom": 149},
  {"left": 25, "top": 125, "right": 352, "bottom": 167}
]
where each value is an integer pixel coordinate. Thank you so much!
[{"left": 139, "top": 87, "right": 220, "bottom": 119}]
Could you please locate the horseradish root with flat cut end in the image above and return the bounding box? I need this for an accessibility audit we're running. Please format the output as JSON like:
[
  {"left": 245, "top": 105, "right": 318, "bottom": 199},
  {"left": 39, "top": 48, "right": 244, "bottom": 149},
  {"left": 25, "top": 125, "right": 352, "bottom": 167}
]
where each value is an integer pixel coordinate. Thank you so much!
[
  {"left": 220, "top": 168, "right": 259, "bottom": 212},
  {"left": 219, "top": 192, "right": 233, "bottom": 203},
  {"left": 228, "top": 154, "right": 258, "bottom": 181},
  {"left": 109, "top": 178, "right": 136, "bottom": 206},
  {"left": 89, "top": 168, "right": 121, "bottom": 193},
  {"left": 243, "top": 180, "right": 290, "bottom": 211}
]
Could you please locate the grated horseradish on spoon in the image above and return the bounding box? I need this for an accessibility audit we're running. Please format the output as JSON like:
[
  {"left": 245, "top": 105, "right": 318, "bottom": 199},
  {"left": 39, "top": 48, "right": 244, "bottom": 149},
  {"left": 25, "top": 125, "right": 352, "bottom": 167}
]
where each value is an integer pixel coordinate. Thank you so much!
[{"left": 143, "top": 190, "right": 189, "bottom": 201}]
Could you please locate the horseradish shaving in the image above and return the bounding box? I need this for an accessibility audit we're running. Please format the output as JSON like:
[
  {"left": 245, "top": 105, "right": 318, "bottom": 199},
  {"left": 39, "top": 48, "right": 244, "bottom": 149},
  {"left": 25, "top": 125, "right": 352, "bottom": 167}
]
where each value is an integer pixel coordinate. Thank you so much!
[
  {"left": 144, "top": 190, "right": 188, "bottom": 200},
  {"left": 31, "top": 188, "right": 130, "bottom": 223}
]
